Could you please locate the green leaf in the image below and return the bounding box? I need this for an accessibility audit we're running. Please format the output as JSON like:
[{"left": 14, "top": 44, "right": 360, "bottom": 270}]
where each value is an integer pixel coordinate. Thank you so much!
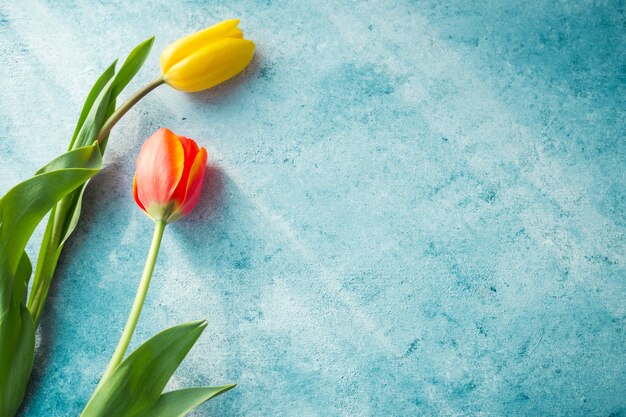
[
  {"left": 15, "top": 252, "right": 32, "bottom": 306},
  {"left": 134, "top": 385, "right": 237, "bottom": 417},
  {"left": 0, "top": 304, "right": 34, "bottom": 417},
  {"left": 27, "top": 192, "right": 82, "bottom": 325},
  {"left": 110, "top": 37, "right": 155, "bottom": 100},
  {"left": 0, "top": 143, "right": 102, "bottom": 417},
  {"left": 36, "top": 140, "right": 102, "bottom": 175},
  {"left": 0, "top": 143, "right": 102, "bottom": 312},
  {"left": 0, "top": 254, "right": 33, "bottom": 416},
  {"left": 27, "top": 210, "right": 58, "bottom": 325},
  {"left": 101, "top": 36, "right": 154, "bottom": 152},
  {"left": 0, "top": 253, "right": 33, "bottom": 417},
  {"left": 68, "top": 61, "right": 117, "bottom": 151},
  {"left": 81, "top": 321, "right": 208, "bottom": 417},
  {"left": 72, "top": 78, "right": 115, "bottom": 149}
]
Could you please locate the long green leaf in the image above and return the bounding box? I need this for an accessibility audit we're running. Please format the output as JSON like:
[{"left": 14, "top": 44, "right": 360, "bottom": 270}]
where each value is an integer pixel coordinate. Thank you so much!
[
  {"left": 0, "top": 143, "right": 102, "bottom": 417},
  {"left": 1, "top": 252, "right": 33, "bottom": 416},
  {"left": 134, "top": 385, "right": 237, "bottom": 417},
  {"left": 68, "top": 61, "right": 117, "bottom": 151},
  {"left": 101, "top": 36, "right": 154, "bottom": 152},
  {"left": 73, "top": 78, "right": 115, "bottom": 149},
  {"left": 15, "top": 253, "right": 32, "bottom": 306},
  {"left": 110, "top": 37, "right": 155, "bottom": 101},
  {"left": 81, "top": 321, "right": 208, "bottom": 417},
  {"left": 0, "top": 304, "right": 34, "bottom": 417}
]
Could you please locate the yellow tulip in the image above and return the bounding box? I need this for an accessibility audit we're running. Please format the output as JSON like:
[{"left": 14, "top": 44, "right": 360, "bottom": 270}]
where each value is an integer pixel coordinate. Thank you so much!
[{"left": 161, "top": 19, "right": 255, "bottom": 93}]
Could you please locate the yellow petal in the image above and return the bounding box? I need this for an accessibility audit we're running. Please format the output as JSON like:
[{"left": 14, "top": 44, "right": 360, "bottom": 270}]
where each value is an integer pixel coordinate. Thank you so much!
[
  {"left": 227, "top": 28, "right": 244, "bottom": 39},
  {"left": 160, "top": 19, "right": 240, "bottom": 73},
  {"left": 164, "top": 38, "right": 255, "bottom": 93}
]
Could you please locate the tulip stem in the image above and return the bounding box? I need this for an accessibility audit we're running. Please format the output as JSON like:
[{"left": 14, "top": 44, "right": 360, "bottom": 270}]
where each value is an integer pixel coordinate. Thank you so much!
[
  {"left": 96, "top": 76, "right": 165, "bottom": 144},
  {"left": 98, "top": 220, "right": 167, "bottom": 384}
]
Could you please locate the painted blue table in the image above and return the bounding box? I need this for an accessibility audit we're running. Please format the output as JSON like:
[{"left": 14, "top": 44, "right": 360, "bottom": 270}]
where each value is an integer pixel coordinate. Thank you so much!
[{"left": 1, "top": 1, "right": 624, "bottom": 416}]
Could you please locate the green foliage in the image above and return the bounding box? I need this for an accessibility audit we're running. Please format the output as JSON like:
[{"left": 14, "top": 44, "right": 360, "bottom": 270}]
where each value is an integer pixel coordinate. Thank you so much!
[
  {"left": 28, "top": 37, "right": 155, "bottom": 326},
  {"left": 134, "top": 386, "right": 236, "bottom": 417},
  {"left": 81, "top": 321, "right": 234, "bottom": 417},
  {"left": 0, "top": 37, "right": 155, "bottom": 417},
  {"left": 110, "top": 37, "right": 155, "bottom": 103},
  {"left": 0, "top": 144, "right": 103, "bottom": 417},
  {"left": 67, "top": 61, "right": 117, "bottom": 151}
]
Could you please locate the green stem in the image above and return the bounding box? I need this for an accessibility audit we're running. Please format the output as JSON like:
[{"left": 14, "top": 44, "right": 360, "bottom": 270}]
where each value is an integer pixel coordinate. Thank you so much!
[
  {"left": 96, "top": 76, "right": 165, "bottom": 144},
  {"left": 98, "top": 220, "right": 166, "bottom": 383}
]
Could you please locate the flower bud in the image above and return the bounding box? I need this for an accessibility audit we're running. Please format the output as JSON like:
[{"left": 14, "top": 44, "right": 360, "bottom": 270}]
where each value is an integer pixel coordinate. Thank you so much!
[
  {"left": 161, "top": 19, "right": 255, "bottom": 92},
  {"left": 133, "top": 128, "right": 207, "bottom": 223}
]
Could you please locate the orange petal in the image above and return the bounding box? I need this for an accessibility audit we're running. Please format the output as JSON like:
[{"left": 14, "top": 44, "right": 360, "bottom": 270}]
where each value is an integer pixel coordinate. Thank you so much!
[
  {"left": 135, "top": 128, "right": 185, "bottom": 209},
  {"left": 179, "top": 147, "right": 208, "bottom": 217},
  {"left": 170, "top": 135, "right": 200, "bottom": 206},
  {"left": 132, "top": 175, "right": 147, "bottom": 213}
]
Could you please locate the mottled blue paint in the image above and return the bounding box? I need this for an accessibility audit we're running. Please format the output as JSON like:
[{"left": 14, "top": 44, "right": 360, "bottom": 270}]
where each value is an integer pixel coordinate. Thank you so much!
[{"left": 0, "top": 0, "right": 625, "bottom": 416}]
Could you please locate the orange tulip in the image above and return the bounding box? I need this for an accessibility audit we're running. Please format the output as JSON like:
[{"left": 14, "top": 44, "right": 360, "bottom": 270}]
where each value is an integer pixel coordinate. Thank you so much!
[{"left": 133, "top": 128, "right": 207, "bottom": 223}]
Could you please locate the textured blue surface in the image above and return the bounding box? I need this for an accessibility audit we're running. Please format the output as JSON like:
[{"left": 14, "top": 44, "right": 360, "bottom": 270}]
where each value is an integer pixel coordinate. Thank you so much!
[{"left": 1, "top": 0, "right": 625, "bottom": 416}]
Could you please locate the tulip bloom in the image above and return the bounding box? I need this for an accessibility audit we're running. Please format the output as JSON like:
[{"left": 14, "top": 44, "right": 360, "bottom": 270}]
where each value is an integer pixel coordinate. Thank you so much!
[
  {"left": 133, "top": 128, "right": 207, "bottom": 223},
  {"left": 90, "top": 128, "right": 220, "bottom": 404},
  {"left": 160, "top": 19, "right": 255, "bottom": 92}
]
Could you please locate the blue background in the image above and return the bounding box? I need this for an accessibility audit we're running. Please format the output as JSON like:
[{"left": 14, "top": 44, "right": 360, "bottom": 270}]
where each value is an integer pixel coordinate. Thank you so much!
[{"left": 1, "top": 0, "right": 625, "bottom": 416}]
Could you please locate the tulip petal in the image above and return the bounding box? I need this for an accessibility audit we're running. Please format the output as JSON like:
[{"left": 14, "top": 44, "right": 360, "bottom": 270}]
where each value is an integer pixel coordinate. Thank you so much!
[
  {"left": 178, "top": 147, "right": 208, "bottom": 218},
  {"left": 170, "top": 135, "right": 200, "bottom": 206},
  {"left": 227, "top": 28, "right": 243, "bottom": 39},
  {"left": 132, "top": 175, "right": 147, "bottom": 213},
  {"left": 165, "top": 38, "right": 255, "bottom": 93},
  {"left": 135, "top": 128, "right": 185, "bottom": 216},
  {"left": 178, "top": 135, "right": 200, "bottom": 161},
  {"left": 160, "top": 19, "right": 241, "bottom": 73}
]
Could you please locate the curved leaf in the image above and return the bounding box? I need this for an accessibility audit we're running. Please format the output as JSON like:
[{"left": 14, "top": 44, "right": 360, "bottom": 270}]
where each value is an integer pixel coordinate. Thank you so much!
[
  {"left": 73, "top": 78, "right": 115, "bottom": 149},
  {"left": 110, "top": 37, "right": 155, "bottom": 100},
  {"left": 134, "top": 385, "right": 237, "bottom": 417},
  {"left": 14, "top": 252, "right": 32, "bottom": 306},
  {"left": 68, "top": 61, "right": 117, "bottom": 151},
  {"left": 81, "top": 321, "right": 207, "bottom": 417},
  {"left": 0, "top": 143, "right": 102, "bottom": 313}
]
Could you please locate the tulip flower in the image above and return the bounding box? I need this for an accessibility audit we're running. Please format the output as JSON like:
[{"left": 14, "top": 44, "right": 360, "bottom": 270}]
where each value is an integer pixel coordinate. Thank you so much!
[
  {"left": 133, "top": 128, "right": 207, "bottom": 223},
  {"left": 79, "top": 127, "right": 237, "bottom": 415},
  {"left": 160, "top": 19, "right": 255, "bottom": 93},
  {"left": 95, "top": 19, "right": 254, "bottom": 143},
  {"left": 97, "top": 128, "right": 206, "bottom": 386},
  {"left": 3, "top": 20, "right": 248, "bottom": 417}
]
